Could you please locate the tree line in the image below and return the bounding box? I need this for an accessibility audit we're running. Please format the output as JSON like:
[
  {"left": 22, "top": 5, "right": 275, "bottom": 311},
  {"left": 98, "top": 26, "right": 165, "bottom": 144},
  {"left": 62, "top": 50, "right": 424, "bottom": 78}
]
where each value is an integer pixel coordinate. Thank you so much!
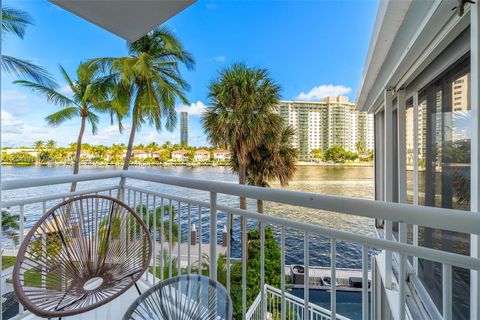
[{"left": 1, "top": 141, "right": 229, "bottom": 164}]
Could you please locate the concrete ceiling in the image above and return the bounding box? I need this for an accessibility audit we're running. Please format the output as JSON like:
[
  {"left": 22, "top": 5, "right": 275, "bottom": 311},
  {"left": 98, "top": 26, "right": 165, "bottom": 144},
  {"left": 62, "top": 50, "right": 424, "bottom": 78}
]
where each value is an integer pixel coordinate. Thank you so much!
[{"left": 49, "top": 0, "right": 196, "bottom": 42}]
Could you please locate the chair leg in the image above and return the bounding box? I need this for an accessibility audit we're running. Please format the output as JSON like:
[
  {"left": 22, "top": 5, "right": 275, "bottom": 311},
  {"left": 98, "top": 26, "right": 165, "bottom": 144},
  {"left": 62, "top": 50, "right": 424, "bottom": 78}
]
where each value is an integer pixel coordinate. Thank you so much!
[{"left": 134, "top": 283, "right": 141, "bottom": 296}]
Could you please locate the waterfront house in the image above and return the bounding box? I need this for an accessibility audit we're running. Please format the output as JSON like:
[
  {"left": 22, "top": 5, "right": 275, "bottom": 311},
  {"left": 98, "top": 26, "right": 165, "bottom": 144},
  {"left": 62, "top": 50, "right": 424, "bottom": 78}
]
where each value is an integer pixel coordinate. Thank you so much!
[
  {"left": 356, "top": 1, "right": 480, "bottom": 318},
  {"left": 194, "top": 149, "right": 210, "bottom": 161},
  {"left": 3, "top": 148, "right": 38, "bottom": 157},
  {"left": 213, "top": 149, "right": 231, "bottom": 161},
  {"left": 2, "top": 1, "right": 480, "bottom": 320},
  {"left": 131, "top": 149, "right": 149, "bottom": 160},
  {"left": 171, "top": 149, "right": 189, "bottom": 161}
]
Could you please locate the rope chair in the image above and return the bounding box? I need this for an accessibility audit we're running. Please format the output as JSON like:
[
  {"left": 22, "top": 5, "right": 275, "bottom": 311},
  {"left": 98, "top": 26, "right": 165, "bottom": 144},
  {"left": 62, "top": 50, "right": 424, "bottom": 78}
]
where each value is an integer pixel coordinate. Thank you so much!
[
  {"left": 13, "top": 195, "right": 152, "bottom": 318},
  {"left": 123, "top": 275, "right": 232, "bottom": 320}
]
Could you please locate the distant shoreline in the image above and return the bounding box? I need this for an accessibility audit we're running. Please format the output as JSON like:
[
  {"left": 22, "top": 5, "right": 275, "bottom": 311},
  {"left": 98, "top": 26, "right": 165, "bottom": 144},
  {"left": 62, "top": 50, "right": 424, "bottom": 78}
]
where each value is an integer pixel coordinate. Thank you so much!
[{"left": 1, "top": 161, "right": 374, "bottom": 168}]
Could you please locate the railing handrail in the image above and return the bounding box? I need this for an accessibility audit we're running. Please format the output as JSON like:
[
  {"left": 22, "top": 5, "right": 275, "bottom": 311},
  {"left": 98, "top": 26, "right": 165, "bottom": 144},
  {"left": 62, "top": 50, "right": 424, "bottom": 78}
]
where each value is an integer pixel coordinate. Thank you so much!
[
  {"left": 123, "top": 171, "right": 480, "bottom": 236},
  {"left": 3, "top": 170, "right": 480, "bottom": 236},
  {"left": 265, "top": 284, "right": 350, "bottom": 320},
  {"left": 1, "top": 171, "right": 121, "bottom": 190},
  {"left": 216, "top": 205, "right": 480, "bottom": 271},
  {"left": 2, "top": 185, "right": 119, "bottom": 207},
  {"left": 245, "top": 290, "right": 262, "bottom": 319}
]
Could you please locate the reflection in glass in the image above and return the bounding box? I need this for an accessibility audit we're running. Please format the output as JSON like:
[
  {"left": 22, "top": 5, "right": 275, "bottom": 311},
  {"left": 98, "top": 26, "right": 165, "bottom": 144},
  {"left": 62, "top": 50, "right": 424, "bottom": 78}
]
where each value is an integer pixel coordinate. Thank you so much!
[{"left": 416, "top": 59, "right": 470, "bottom": 319}]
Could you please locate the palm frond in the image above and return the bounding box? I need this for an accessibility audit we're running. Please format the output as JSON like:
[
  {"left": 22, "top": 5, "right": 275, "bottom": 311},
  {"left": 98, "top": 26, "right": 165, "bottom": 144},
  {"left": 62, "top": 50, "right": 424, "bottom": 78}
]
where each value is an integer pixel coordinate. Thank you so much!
[
  {"left": 45, "top": 106, "right": 80, "bottom": 126},
  {"left": 3, "top": 55, "right": 57, "bottom": 87},
  {"left": 14, "top": 79, "right": 75, "bottom": 108},
  {"left": 87, "top": 112, "right": 100, "bottom": 134},
  {"left": 2, "top": 6, "right": 32, "bottom": 39}
]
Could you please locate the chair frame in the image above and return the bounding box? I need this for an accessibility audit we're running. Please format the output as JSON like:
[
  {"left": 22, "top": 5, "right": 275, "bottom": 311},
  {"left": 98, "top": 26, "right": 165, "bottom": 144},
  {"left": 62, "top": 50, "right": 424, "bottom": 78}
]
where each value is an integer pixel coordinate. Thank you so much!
[{"left": 12, "top": 195, "right": 152, "bottom": 318}]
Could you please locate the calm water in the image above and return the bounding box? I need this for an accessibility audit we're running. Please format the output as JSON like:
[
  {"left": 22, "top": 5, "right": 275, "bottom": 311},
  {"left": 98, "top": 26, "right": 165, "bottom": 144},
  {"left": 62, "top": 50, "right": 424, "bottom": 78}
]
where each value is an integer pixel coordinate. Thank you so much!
[{"left": 2, "top": 165, "right": 377, "bottom": 267}]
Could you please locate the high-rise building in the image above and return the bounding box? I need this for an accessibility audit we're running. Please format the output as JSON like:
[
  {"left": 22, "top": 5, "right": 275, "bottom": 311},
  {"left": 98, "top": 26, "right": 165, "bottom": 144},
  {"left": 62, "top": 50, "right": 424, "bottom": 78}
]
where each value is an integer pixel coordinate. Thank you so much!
[
  {"left": 180, "top": 112, "right": 188, "bottom": 146},
  {"left": 277, "top": 96, "right": 373, "bottom": 159}
]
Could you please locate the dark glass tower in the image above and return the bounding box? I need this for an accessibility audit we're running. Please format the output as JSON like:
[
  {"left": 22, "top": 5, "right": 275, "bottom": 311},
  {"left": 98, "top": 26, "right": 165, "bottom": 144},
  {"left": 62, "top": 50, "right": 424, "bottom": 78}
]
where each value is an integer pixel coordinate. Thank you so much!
[{"left": 180, "top": 112, "right": 188, "bottom": 146}]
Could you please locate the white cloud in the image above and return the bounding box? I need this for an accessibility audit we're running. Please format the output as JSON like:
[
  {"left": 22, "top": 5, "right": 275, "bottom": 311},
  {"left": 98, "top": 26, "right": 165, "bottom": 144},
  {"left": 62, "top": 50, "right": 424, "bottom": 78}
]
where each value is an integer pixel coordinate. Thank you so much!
[
  {"left": 59, "top": 85, "right": 74, "bottom": 96},
  {"left": 2, "top": 90, "right": 29, "bottom": 115},
  {"left": 295, "top": 84, "right": 352, "bottom": 101},
  {"left": 1, "top": 110, "right": 58, "bottom": 147},
  {"left": 176, "top": 101, "right": 207, "bottom": 116},
  {"left": 214, "top": 56, "right": 226, "bottom": 62}
]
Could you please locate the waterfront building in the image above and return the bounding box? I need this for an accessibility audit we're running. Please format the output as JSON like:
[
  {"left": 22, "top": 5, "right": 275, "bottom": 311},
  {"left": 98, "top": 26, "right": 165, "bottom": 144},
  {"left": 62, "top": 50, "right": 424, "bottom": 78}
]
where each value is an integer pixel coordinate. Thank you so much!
[
  {"left": 213, "top": 149, "right": 231, "bottom": 161},
  {"left": 3, "top": 148, "right": 38, "bottom": 157},
  {"left": 357, "top": 1, "right": 480, "bottom": 318},
  {"left": 131, "top": 149, "right": 149, "bottom": 160},
  {"left": 180, "top": 111, "right": 188, "bottom": 146},
  {"left": 171, "top": 149, "right": 189, "bottom": 161},
  {"left": 194, "top": 149, "right": 210, "bottom": 161},
  {"left": 277, "top": 96, "right": 373, "bottom": 159}
]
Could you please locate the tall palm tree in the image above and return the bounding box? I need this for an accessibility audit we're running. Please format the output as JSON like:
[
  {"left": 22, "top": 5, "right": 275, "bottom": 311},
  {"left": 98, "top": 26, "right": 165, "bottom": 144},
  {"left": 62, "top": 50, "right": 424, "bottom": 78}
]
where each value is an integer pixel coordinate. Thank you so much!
[
  {"left": 203, "top": 63, "right": 282, "bottom": 210},
  {"left": 15, "top": 63, "right": 114, "bottom": 191},
  {"left": 33, "top": 140, "right": 44, "bottom": 164},
  {"left": 89, "top": 26, "right": 194, "bottom": 189},
  {"left": 232, "top": 126, "right": 297, "bottom": 213},
  {"left": 46, "top": 139, "right": 56, "bottom": 150},
  {"left": 2, "top": 6, "right": 55, "bottom": 86}
]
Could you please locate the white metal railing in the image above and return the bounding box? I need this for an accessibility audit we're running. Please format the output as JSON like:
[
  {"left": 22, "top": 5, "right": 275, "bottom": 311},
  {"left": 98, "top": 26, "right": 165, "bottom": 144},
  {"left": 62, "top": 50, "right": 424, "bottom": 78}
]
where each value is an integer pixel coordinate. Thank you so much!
[
  {"left": 1, "top": 171, "right": 480, "bottom": 320},
  {"left": 246, "top": 285, "right": 350, "bottom": 320}
]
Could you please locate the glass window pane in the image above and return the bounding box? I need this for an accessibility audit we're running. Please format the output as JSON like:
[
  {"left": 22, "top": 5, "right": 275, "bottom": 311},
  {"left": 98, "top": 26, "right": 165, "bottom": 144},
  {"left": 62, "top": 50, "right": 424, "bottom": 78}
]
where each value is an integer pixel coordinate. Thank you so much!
[{"left": 416, "top": 58, "right": 471, "bottom": 319}]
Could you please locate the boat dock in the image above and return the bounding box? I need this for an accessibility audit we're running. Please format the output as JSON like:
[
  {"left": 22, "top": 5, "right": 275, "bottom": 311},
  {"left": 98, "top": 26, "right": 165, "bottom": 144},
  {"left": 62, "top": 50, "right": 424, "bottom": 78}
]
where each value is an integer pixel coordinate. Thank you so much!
[{"left": 285, "top": 265, "right": 371, "bottom": 291}]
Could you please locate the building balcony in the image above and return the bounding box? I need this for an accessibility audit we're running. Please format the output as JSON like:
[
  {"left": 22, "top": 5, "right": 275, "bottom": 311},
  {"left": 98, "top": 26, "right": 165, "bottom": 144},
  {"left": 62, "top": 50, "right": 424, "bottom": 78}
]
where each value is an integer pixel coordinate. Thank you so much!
[{"left": 1, "top": 172, "right": 480, "bottom": 320}]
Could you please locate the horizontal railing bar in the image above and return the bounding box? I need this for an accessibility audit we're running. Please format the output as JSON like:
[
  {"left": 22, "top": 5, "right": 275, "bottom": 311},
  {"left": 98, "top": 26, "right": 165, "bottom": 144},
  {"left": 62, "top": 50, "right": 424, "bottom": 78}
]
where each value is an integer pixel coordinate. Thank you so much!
[
  {"left": 4, "top": 170, "right": 480, "bottom": 236},
  {"left": 124, "top": 185, "right": 210, "bottom": 208},
  {"left": 2, "top": 185, "right": 119, "bottom": 207},
  {"left": 2, "top": 171, "right": 121, "bottom": 190},
  {"left": 216, "top": 205, "right": 480, "bottom": 271},
  {"left": 123, "top": 171, "right": 480, "bottom": 235}
]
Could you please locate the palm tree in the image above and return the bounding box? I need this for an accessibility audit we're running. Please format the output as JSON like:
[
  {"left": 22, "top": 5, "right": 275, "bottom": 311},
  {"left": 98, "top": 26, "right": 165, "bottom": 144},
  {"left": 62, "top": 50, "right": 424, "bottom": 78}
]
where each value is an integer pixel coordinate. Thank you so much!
[
  {"left": 89, "top": 26, "right": 195, "bottom": 189},
  {"left": 46, "top": 139, "right": 56, "bottom": 150},
  {"left": 15, "top": 63, "right": 115, "bottom": 191},
  {"left": 33, "top": 140, "right": 44, "bottom": 164},
  {"left": 203, "top": 63, "right": 282, "bottom": 210},
  {"left": 232, "top": 126, "right": 297, "bottom": 213},
  {"left": 2, "top": 6, "right": 55, "bottom": 86}
]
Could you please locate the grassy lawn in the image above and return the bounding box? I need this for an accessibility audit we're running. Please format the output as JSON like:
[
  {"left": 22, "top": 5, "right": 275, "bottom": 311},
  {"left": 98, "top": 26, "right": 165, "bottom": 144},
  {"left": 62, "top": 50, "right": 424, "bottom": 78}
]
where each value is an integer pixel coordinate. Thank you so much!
[
  {"left": 23, "top": 268, "right": 63, "bottom": 289},
  {"left": 2, "top": 256, "right": 16, "bottom": 269}
]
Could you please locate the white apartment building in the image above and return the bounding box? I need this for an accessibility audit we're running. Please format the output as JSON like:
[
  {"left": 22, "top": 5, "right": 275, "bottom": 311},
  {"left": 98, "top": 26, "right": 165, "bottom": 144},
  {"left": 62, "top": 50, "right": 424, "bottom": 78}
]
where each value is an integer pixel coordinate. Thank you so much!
[{"left": 277, "top": 96, "right": 373, "bottom": 158}]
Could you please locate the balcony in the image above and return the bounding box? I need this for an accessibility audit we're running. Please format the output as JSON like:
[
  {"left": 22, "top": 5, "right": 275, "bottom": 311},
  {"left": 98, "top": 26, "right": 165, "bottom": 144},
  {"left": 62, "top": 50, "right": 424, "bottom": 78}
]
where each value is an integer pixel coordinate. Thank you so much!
[{"left": 1, "top": 171, "right": 480, "bottom": 319}]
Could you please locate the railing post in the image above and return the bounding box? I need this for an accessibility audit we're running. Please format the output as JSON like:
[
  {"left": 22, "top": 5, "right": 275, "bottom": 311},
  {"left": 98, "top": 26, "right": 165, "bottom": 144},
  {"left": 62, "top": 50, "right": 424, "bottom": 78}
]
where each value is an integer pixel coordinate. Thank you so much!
[
  {"left": 304, "top": 232, "right": 310, "bottom": 320},
  {"left": 281, "top": 227, "right": 286, "bottom": 320},
  {"left": 412, "top": 92, "right": 419, "bottom": 275},
  {"left": 331, "top": 238, "right": 336, "bottom": 319},
  {"left": 362, "top": 245, "right": 369, "bottom": 320},
  {"left": 260, "top": 220, "right": 265, "bottom": 319},
  {"left": 209, "top": 192, "right": 217, "bottom": 281},
  {"left": 443, "top": 264, "right": 452, "bottom": 320}
]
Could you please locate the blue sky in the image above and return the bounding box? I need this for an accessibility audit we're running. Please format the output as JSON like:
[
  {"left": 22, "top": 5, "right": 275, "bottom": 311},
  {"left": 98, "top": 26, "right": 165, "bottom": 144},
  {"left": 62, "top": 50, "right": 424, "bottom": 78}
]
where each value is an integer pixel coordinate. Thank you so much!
[{"left": 2, "top": 0, "right": 379, "bottom": 148}]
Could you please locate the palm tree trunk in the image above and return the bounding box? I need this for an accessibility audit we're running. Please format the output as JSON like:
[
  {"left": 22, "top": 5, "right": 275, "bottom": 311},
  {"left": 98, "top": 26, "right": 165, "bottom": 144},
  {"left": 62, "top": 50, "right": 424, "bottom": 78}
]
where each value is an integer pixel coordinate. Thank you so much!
[
  {"left": 238, "top": 163, "right": 247, "bottom": 209},
  {"left": 118, "top": 112, "right": 138, "bottom": 197},
  {"left": 70, "top": 115, "right": 86, "bottom": 192},
  {"left": 257, "top": 199, "right": 264, "bottom": 213}
]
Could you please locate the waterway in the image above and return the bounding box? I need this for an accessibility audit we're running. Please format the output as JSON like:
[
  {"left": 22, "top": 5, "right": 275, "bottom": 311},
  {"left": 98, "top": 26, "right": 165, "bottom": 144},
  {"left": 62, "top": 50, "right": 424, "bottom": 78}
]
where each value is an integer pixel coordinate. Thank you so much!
[{"left": 2, "top": 165, "right": 377, "bottom": 268}]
